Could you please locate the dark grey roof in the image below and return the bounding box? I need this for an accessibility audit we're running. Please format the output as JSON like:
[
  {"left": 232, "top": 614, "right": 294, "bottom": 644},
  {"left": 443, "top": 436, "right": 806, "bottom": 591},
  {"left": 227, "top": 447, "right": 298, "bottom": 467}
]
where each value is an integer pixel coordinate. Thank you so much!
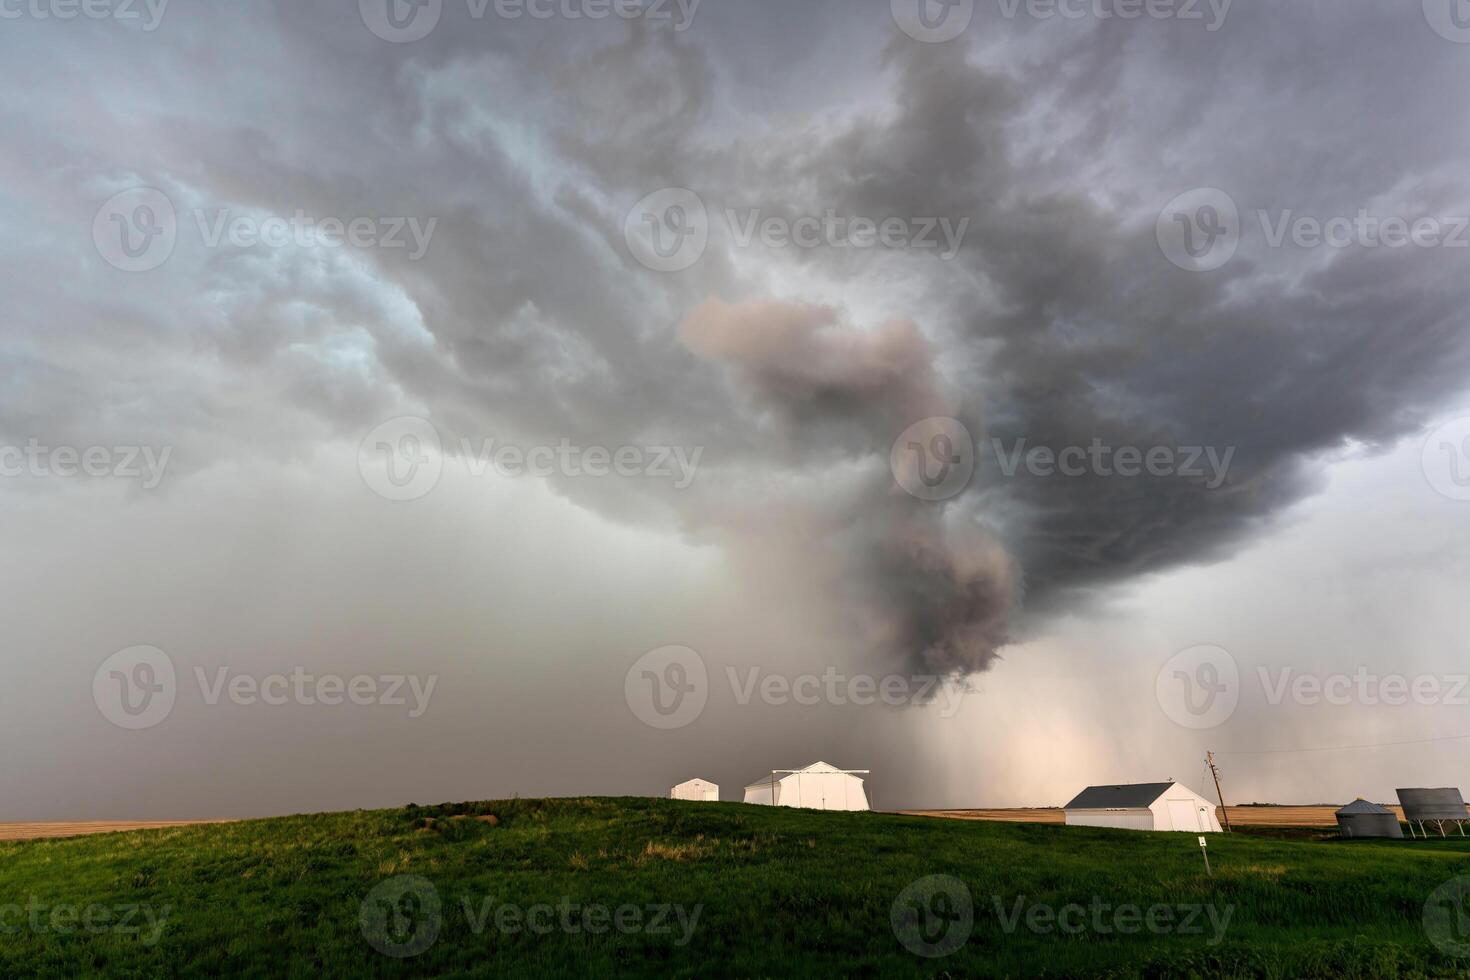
[
  {"left": 1336, "top": 798, "right": 1393, "bottom": 815},
  {"left": 1064, "top": 782, "right": 1175, "bottom": 810}
]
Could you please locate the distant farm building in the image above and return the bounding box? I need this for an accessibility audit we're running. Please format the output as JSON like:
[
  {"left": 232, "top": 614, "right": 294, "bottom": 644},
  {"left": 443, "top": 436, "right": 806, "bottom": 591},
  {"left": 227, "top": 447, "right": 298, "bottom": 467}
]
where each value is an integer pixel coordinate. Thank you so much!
[
  {"left": 1335, "top": 799, "right": 1403, "bottom": 838},
  {"left": 670, "top": 778, "right": 719, "bottom": 802},
  {"left": 1396, "top": 787, "right": 1469, "bottom": 837},
  {"left": 742, "top": 761, "right": 870, "bottom": 811},
  {"left": 1063, "top": 781, "right": 1222, "bottom": 833}
]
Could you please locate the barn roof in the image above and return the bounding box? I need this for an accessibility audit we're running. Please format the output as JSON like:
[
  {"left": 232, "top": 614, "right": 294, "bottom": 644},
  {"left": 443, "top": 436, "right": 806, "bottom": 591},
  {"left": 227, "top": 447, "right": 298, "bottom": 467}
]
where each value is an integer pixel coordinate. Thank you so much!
[
  {"left": 1336, "top": 798, "right": 1394, "bottom": 815},
  {"left": 1064, "top": 782, "right": 1176, "bottom": 810}
]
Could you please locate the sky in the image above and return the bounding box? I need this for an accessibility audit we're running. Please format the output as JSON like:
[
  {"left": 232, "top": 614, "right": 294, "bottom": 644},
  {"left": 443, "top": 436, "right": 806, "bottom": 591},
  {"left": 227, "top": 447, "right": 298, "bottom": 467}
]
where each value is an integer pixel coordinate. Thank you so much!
[{"left": 3, "top": 0, "right": 1470, "bottom": 819}]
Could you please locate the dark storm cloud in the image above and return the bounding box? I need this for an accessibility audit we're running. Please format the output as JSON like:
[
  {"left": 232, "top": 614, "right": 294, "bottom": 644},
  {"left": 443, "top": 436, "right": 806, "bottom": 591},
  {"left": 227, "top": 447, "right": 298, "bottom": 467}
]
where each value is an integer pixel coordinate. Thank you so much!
[{"left": 4, "top": 0, "right": 1470, "bottom": 685}]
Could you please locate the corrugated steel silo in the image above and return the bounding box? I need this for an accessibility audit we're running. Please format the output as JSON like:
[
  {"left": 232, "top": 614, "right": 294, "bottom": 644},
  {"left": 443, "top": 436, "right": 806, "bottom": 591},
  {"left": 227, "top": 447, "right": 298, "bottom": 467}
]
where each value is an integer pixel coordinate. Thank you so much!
[{"left": 1335, "top": 799, "right": 1403, "bottom": 838}]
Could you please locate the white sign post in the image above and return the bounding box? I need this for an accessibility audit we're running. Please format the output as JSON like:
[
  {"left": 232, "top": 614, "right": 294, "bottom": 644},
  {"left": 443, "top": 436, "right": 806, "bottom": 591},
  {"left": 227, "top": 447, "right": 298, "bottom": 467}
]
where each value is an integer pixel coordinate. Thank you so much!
[{"left": 1198, "top": 835, "right": 1212, "bottom": 876}]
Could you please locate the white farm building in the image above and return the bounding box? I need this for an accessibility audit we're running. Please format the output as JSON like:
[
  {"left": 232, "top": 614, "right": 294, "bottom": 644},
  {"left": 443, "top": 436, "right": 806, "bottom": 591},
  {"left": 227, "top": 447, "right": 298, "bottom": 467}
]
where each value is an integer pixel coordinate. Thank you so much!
[
  {"left": 742, "top": 761, "right": 870, "bottom": 811},
  {"left": 670, "top": 778, "right": 719, "bottom": 802},
  {"left": 1063, "top": 781, "right": 1222, "bottom": 833}
]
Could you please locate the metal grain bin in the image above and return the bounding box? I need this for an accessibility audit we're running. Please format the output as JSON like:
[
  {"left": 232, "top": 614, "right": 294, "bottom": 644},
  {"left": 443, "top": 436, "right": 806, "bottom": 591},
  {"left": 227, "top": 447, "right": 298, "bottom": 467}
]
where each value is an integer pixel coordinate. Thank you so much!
[{"left": 1335, "top": 799, "right": 1404, "bottom": 838}]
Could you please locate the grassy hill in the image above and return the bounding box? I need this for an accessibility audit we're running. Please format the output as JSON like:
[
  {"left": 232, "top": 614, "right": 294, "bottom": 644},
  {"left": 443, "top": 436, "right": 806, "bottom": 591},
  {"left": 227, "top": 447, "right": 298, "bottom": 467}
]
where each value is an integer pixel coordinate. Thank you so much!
[{"left": 2, "top": 797, "right": 1469, "bottom": 978}]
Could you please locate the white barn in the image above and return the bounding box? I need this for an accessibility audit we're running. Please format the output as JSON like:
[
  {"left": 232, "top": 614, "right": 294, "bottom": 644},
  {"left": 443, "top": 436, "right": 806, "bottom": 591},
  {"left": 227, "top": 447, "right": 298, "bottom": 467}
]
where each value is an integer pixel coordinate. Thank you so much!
[
  {"left": 670, "top": 778, "right": 719, "bottom": 802},
  {"left": 1063, "top": 781, "right": 1222, "bottom": 833},
  {"left": 742, "top": 761, "right": 869, "bottom": 811}
]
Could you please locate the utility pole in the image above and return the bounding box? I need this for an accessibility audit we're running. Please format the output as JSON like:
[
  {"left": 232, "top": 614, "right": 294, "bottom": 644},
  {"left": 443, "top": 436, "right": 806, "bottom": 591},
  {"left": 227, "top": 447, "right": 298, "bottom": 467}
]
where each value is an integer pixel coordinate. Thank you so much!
[{"left": 1206, "top": 751, "right": 1231, "bottom": 832}]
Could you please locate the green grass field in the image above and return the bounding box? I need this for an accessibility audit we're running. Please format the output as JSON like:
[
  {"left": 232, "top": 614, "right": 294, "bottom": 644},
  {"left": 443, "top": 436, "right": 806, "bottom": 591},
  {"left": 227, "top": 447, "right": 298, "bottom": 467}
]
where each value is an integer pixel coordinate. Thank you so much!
[{"left": 3, "top": 797, "right": 1470, "bottom": 978}]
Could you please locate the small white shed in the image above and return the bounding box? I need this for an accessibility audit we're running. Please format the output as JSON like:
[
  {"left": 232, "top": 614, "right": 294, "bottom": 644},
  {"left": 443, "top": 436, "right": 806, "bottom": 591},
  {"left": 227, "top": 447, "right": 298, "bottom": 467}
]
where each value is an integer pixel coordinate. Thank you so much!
[
  {"left": 742, "top": 761, "right": 870, "bottom": 811},
  {"left": 670, "top": 778, "right": 719, "bottom": 802},
  {"left": 1063, "top": 781, "right": 1222, "bottom": 833}
]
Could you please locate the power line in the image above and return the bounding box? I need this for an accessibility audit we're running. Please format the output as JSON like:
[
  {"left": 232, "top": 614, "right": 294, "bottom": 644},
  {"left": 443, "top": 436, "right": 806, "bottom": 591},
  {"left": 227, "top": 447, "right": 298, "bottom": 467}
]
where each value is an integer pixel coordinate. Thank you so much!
[{"left": 1216, "top": 732, "right": 1470, "bottom": 756}]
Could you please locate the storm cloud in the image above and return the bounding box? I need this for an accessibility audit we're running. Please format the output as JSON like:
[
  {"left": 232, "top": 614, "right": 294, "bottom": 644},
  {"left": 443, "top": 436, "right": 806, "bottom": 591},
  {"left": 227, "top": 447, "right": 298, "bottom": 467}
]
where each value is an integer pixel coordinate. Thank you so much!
[{"left": 3, "top": 0, "right": 1470, "bottom": 814}]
